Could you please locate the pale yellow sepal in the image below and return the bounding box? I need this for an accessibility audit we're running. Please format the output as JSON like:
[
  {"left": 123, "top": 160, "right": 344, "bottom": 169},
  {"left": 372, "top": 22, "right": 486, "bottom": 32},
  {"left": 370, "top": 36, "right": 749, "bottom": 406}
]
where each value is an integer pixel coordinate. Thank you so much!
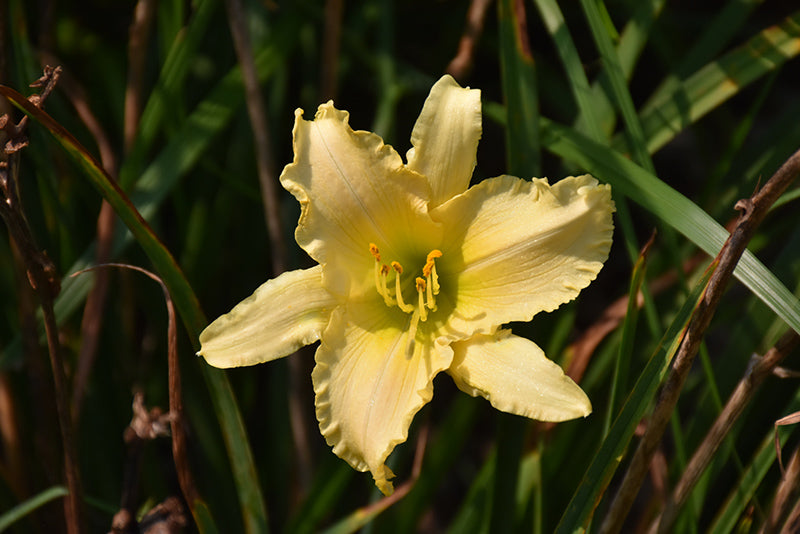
[
  {"left": 313, "top": 301, "right": 453, "bottom": 495},
  {"left": 406, "top": 75, "right": 482, "bottom": 208},
  {"left": 449, "top": 330, "right": 591, "bottom": 421},
  {"left": 198, "top": 266, "right": 336, "bottom": 368}
]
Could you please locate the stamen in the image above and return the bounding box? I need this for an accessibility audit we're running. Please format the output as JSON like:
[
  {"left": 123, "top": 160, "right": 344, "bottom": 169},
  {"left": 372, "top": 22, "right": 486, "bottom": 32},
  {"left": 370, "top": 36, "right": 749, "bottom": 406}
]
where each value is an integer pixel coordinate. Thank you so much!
[
  {"left": 415, "top": 278, "right": 428, "bottom": 322},
  {"left": 406, "top": 310, "right": 421, "bottom": 359},
  {"left": 423, "top": 249, "right": 442, "bottom": 298},
  {"left": 392, "top": 262, "right": 414, "bottom": 313},
  {"left": 369, "top": 243, "right": 381, "bottom": 262},
  {"left": 378, "top": 264, "right": 393, "bottom": 306}
]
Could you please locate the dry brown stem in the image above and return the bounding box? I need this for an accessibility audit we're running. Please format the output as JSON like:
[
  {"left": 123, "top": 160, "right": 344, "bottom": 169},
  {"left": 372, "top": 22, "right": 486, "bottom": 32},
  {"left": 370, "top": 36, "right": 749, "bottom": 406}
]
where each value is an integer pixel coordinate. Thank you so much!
[
  {"left": 0, "top": 65, "right": 83, "bottom": 533},
  {"left": 599, "top": 147, "right": 800, "bottom": 534}
]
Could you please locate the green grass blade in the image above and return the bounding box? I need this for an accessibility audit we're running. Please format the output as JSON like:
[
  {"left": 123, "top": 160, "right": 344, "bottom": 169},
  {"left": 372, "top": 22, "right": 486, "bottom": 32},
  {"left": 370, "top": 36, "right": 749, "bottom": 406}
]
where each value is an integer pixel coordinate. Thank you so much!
[
  {"left": 645, "top": 0, "right": 765, "bottom": 106},
  {"left": 121, "top": 0, "right": 219, "bottom": 189},
  {"left": 604, "top": 242, "right": 649, "bottom": 436},
  {"left": 555, "top": 265, "right": 714, "bottom": 533},
  {"left": 631, "top": 10, "right": 800, "bottom": 155},
  {"left": 580, "top": 0, "right": 654, "bottom": 174},
  {"left": 533, "top": 0, "right": 604, "bottom": 141},
  {"left": 0, "top": 86, "right": 268, "bottom": 534},
  {"left": 708, "top": 392, "right": 800, "bottom": 534},
  {"left": 0, "top": 486, "right": 69, "bottom": 531},
  {"left": 537, "top": 116, "right": 800, "bottom": 336}
]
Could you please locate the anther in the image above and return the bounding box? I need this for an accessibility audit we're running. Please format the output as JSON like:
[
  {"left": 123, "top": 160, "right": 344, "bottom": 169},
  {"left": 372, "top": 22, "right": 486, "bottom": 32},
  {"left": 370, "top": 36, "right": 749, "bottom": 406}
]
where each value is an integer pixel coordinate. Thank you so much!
[{"left": 369, "top": 243, "right": 381, "bottom": 262}]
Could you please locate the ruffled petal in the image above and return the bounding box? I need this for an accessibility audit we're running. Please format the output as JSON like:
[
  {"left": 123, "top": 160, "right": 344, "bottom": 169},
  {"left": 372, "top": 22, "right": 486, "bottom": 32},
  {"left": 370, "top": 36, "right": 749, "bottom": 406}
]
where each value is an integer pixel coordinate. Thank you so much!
[
  {"left": 313, "top": 300, "right": 453, "bottom": 495},
  {"left": 198, "top": 266, "right": 337, "bottom": 368},
  {"left": 449, "top": 330, "right": 591, "bottom": 421},
  {"left": 432, "top": 174, "right": 614, "bottom": 333},
  {"left": 406, "top": 75, "right": 482, "bottom": 207},
  {"left": 281, "top": 103, "right": 442, "bottom": 298}
]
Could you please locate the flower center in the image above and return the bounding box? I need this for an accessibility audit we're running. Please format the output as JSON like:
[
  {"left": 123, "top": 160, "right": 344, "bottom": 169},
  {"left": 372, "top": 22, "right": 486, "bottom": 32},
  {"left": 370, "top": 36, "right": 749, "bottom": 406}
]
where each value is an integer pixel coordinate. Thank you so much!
[{"left": 369, "top": 244, "right": 442, "bottom": 349}]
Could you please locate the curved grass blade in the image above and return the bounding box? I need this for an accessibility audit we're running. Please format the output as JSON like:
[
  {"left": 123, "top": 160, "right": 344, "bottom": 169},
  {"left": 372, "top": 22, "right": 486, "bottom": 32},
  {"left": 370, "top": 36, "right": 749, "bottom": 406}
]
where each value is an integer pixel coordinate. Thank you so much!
[
  {"left": 0, "top": 86, "right": 268, "bottom": 534},
  {"left": 538, "top": 116, "right": 800, "bottom": 336},
  {"left": 628, "top": 10, "right": 800, "bottom": 155},
  {"left": 555, "top": 265, "right": 714, "bottom": 533},
  {"left": 0, "top": 486, "right": 69, "bottom": 531}
]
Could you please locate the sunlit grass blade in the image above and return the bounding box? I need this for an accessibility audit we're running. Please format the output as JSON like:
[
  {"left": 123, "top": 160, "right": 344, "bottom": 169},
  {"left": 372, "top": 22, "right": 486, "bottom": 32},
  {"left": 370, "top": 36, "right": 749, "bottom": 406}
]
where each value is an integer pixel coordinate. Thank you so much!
[
  {"left": 628, "top": 10, "right": 800, "bottom": 155},
  {"left": 0, "top": 86, "right": 267, "bottom": 534},
  {"left": 536, "top": 115, "right": 800, "bottom": 336},
  {"left": 579, "top": 0, "right": 654, "bottom": 175},
  {"left": 0, "top": 486, "right": 68, "bottom": 531},
  {"left": 603, "top": 238, "right": 650, "bottom": 436},
  {"left": 533, "top": 0, "right": 604, "bottom": 141},
  {"left": 645, "top": 0, "right": 765, "bottom": 108},
  {"left": 555, "top": 265, "right": 713, "bottom": 533}
]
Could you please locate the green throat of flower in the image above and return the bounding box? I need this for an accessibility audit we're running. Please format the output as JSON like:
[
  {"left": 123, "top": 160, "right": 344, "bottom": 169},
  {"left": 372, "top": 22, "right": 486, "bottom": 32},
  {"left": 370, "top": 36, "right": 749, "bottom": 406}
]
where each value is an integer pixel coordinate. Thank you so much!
[{"left": 370, "top": 244, "right": 442, "bottom": 348}]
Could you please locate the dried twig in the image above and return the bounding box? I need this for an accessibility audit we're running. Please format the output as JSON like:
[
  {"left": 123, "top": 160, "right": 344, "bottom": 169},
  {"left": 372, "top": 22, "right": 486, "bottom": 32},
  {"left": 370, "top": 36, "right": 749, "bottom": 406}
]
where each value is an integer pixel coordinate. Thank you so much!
[
  {"left": 599, "top": 147, "right": 800, "bottom": 534},
  {"left": 650, "top": 330, "right": 799, "bottom": 532},
  {"left": 446, "top": 0, "right": 493, "bottom": 80},
  {"left": 763, "top": 442, "right": 800, "bottom": 532},
  {"left": 72, "top": 263, "right": 200, "bottom": 511},
  {"left": 0, "top": 65, "right": 83, "bottom": 534},
  {"left": 223, "top": 0, "right": 313, "bottom": 495}
]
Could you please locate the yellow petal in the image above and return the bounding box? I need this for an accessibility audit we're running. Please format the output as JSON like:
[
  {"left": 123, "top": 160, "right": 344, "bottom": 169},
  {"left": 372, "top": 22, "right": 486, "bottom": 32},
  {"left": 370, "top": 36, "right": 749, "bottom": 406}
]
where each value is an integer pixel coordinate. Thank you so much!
[
  {"left": 449, "top": 330, "right": 591, "bottom": 421},
  {"left": 198, "top": 266, "right": 336, "bottom": 368},
  {"left": 313, "top": 300, "right": 453, "bottom": 495},
  {"left": 281, "top": 103, "right": 441, "bottom": 298},
  {"left": 433, "top": 174, "right": 614, "bottom": 333},
  {"left": 406, "top": 75, "right": 482, "bottom": 207}
]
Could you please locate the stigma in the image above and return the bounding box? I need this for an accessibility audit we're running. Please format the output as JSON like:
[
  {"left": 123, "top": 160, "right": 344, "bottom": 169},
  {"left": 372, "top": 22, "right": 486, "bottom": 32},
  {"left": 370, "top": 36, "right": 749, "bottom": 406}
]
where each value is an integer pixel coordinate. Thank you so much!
[{"left": 369, "top": 244, "right": 442, "bottom": 348}]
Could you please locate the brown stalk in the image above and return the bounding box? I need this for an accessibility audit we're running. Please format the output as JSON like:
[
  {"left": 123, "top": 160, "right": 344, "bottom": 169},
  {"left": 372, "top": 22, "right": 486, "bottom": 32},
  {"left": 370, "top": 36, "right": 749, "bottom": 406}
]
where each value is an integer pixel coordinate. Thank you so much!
[
  {"left": 650, "top": 330, "right": 800, "bottom": 532},
  {"left": 599, "top": 147, "right": 800, "bottom": 534},
  {"left": 0, "top": 66, "right": 83, "bottom": 533},
  {"left": 72, "top": 264, "right": 200, "bottom": 513},
  {"left": 321, "top": 0, "right": 344, "bottom": 101},
  {"left": 763, "top": 442, "right": 800, "bottom": 532},
  {"left": 65, "top": 0, "right": 154, "bottom": 425},
  {"left": 446, "top": 0, "right": 494, "bottom": 80},
  {"left": 223, "top": 0, "right": 314, "bottom": 494}
]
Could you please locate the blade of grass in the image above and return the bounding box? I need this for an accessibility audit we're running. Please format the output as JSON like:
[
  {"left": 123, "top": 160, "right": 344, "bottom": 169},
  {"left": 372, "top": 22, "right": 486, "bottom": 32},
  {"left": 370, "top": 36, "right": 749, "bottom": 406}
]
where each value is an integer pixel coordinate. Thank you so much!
[
  {"left": 534, "top": 114, "right": 800, "bottom": 336},
  {"left": 603, "top": 238, "right": 650, "bottom": 436},
  {"left": 555, "top": 264, "right": 714, "bottom": 533},
  {"left": 0, "top": 486, "right": 69, "bottom": 531},
  {"left": 629, "top": 10, "right": 800, "bottom": 155},
  {"left": 580, "top": 0, "right": 654, "bottom": 174},
  {"left": 644, "top": 0, "right": 766, "bottom": 109},
  {"left": 708, "top": 390, "right": 800, "bottom": 534},
  {"left": 0, "top": 17, "right": 300, "bottom": 370},
  {"left": 0, "top": 86, "right": 268, "bottom": 534}
]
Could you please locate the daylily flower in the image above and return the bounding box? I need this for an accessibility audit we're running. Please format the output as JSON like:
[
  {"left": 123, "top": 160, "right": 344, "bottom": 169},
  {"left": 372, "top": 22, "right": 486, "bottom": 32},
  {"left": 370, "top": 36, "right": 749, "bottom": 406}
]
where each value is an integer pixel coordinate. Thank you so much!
[{"left": 199, "top": 75, "right": 614, "bottom": 495}]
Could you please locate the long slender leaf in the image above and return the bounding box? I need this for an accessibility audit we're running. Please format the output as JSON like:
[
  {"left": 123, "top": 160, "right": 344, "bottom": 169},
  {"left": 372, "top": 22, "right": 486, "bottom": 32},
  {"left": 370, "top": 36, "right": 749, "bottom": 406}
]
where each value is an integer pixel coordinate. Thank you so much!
[
  {"left": 0, "top": 86, "right": 268, "bottom": 534},
  {"left": 537, "top": 115, "right": 800, "bottom": 336},
  {"left": 629, "top": 10, "right": 800, "bottom": 155},
  {"left": 0, "top": 486, "right": 69, "bottom": 531},
  {"left": 555, "top": 265, "right": 714, "bottom": 532}
]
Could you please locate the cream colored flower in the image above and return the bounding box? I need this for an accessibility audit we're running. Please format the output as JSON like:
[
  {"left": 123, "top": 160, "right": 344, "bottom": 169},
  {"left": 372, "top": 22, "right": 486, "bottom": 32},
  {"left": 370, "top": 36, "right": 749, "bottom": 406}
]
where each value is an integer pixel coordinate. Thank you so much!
[{"left": 199, "top": 75, "right": 614, "bottom": 495}]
